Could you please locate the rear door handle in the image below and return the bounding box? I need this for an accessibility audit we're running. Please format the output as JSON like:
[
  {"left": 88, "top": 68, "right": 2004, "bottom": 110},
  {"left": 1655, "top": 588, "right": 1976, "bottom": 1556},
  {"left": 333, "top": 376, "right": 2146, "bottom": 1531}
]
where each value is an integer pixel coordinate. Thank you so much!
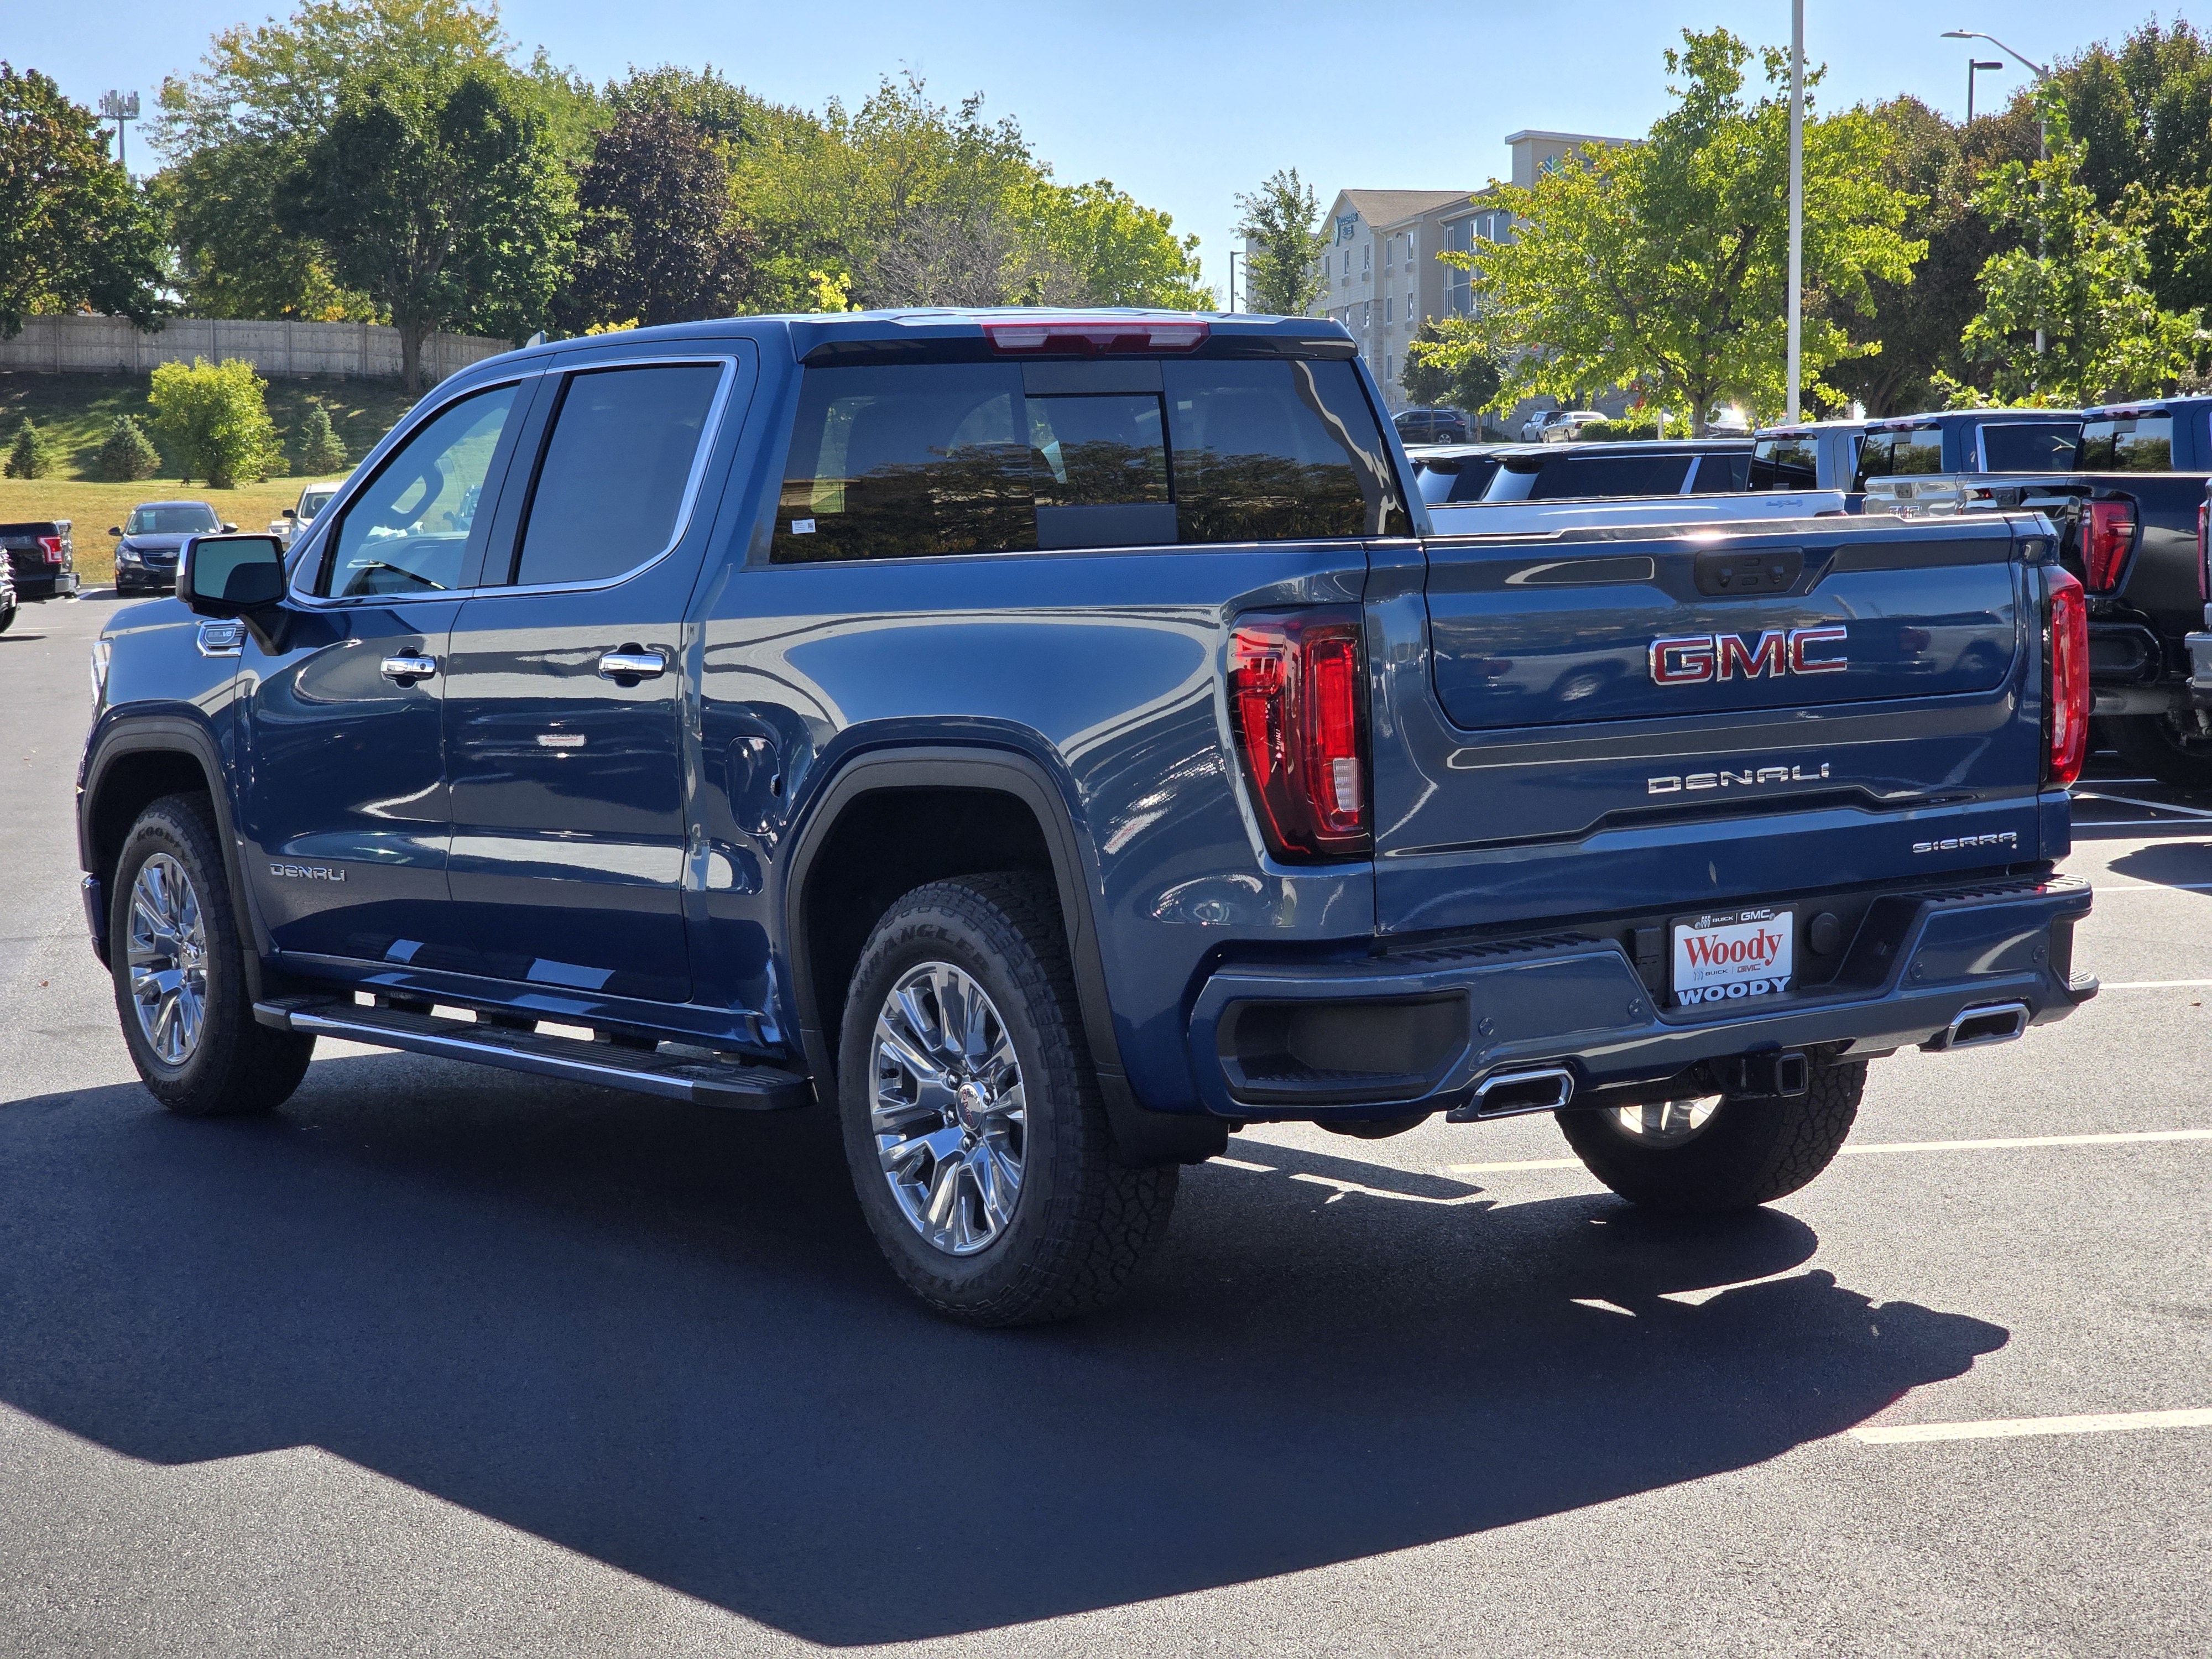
[
  {"left": 598, "top": 648, "right": 667, "bottom": 681},
  {"left": 380, "top": 653, "right": 437, "bottom": 682}
]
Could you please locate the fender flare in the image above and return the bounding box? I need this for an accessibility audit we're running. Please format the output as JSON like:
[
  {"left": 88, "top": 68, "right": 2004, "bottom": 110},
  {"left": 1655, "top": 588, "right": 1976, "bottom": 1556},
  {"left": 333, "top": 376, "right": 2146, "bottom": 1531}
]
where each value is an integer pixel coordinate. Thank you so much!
[
  {"left": 80, "top": 714, "right": 275, "bottom": 998},
  {"left": 781, "top": 744, "right": 1224, "bottom": 1167}
]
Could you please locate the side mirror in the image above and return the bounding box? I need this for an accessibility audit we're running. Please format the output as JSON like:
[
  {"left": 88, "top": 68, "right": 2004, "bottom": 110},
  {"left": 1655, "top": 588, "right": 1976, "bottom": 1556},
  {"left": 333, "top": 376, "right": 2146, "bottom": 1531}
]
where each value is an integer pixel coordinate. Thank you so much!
[
  {"left": 221, "top": 521, "right": 238, "bottom": 533},
  {"left": 108, "top": 526, "right": 122, "bottom": 537},
  {"left": 282, "top": 508, "right": 298, "bottom": 519},
  {"left": 178, "top": 534, "right": 286, "bottom": 618}
]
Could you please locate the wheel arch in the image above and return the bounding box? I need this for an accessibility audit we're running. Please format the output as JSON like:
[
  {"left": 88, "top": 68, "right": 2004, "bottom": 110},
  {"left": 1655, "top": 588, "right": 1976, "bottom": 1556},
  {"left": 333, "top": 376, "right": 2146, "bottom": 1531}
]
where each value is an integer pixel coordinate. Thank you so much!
[
  {"left": 781, "top": 745, "right": 1223, "bottom": 1168},
  {"left": 80, "top": 717, "right": 273, "bottom": 993}
]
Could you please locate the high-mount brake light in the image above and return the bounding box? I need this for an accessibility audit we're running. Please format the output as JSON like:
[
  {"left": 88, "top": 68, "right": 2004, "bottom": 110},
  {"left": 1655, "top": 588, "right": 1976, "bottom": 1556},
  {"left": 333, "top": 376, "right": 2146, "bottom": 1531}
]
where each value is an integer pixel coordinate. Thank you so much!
[
  {"left": 2081, "top": 498, "right": 2136, "bottom": 592},
  {"left": 1228, "top": 612, "right": 1369, "bottom": 862},
  {"left": 982, "top": 317, "right": 1209, "bottom": 356},
  {"left": 2045, "top": 567, "right": 2090, "bottom": 789}
]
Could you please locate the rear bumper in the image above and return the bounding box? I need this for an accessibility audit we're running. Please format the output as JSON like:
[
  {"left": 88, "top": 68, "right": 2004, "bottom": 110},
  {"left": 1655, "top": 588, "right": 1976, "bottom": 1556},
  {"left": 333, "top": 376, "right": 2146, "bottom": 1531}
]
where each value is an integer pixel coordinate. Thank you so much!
[
  {"left": 13, "top": 570, "right": 78, "bottom": 600},
  {"left": 1187, "top": 875, "right": 2095, "bottom": 1121}
]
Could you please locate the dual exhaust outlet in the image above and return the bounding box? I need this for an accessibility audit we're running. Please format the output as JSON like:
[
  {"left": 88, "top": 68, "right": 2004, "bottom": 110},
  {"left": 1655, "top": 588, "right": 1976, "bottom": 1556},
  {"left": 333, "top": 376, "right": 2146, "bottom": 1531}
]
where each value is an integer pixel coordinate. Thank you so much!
[{"left": 1441, "top": 1000, "right": 2030, "bottom": 1126}]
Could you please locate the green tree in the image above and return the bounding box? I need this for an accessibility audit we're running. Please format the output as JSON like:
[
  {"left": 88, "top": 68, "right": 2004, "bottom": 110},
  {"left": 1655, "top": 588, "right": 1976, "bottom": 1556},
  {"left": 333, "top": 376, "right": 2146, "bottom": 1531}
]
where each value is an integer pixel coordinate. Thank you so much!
[
  {"left": 1027, "top": 180, "right": 1209, "bottom": 309},
  {"left": 1430, "top": 30, "right": 1922, "bottom": 434},
  {"left": 1404, "top": 319, "right": 1501, "bottom": 414},
  {"left": 1234, "top": 169, "right": 1326, "bottom": 316},
  {"left": 560, "top": 102, "right": 755, "bottom": 328},
  {"left": 0, "top": 64, "right": 168, "bottom": 337},
  {"left": 1961, "top": 86, "right": 2208, "bottom": 404},
  {"left": 295, "top": 401, "right": 347, "bottom": 473},
  {"left": 149, "top": 357, "right": 283, "bottom": 487},
  {"left": 6, "top": 418, "right": 61, "bottom": 479},
  {"left": 284, "top": 65, "right": 573, "bottom": 388},
  {"left": 97, "top": 415, "right": 163, "bottom": 482}
]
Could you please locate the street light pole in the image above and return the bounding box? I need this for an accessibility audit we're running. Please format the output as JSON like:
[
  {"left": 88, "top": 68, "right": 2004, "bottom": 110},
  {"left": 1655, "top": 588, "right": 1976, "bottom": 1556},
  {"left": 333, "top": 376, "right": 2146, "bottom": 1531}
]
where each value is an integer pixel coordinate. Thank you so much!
[
  {"left": 1944, "top": 30, "right": 2052, "bottom": 364},
  {"left": 1966, "top": 59, "right": 2004, "bottom": 124},
  {"left": 1786, "top": 0, "right": 1804, "bottom": 423},
  {"left": 1227, "top": 249, "right": 1241, "bottom": 314}
]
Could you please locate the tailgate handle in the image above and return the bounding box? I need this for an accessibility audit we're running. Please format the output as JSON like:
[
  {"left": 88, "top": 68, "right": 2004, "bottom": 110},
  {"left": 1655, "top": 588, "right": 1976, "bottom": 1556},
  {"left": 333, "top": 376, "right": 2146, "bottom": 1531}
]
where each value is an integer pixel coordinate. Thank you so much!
[{"left": 1695, "top": 547, "right": 1804, "bottom": 597}]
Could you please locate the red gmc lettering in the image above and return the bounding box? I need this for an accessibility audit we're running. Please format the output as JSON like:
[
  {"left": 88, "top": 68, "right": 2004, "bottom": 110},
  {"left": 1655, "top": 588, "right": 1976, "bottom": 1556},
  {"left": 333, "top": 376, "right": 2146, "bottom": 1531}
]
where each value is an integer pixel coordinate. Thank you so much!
[
  {"left": 1787, "top": 625, "right": 1849, "bottom": 674},
  {"left": 1650, "top": 627, "right": 1849, "bottom": 684},
  {"left": 1718, "top": 631, "right": 1786, "bottom": 680},
  {"left": 1649, "top": 636, "right": 1715, "bottom": 685}
]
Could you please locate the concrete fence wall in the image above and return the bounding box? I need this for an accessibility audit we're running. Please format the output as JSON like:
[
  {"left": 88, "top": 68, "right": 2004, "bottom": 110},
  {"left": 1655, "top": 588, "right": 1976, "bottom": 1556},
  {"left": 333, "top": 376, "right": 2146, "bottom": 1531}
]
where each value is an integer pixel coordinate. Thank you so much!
[{"left": 0, "top": 315, "right": 514, "bottom": 383}]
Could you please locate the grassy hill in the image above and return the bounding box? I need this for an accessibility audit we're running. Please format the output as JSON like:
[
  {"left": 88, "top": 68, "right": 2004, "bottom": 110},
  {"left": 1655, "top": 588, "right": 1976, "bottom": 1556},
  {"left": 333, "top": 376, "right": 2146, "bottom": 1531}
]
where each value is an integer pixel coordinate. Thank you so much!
[
  {"left": 0, "top": 372, "right": 419, "bottom": 486},
  {"left": 0, "top": 372, "right": 422, "bottom": 587}
]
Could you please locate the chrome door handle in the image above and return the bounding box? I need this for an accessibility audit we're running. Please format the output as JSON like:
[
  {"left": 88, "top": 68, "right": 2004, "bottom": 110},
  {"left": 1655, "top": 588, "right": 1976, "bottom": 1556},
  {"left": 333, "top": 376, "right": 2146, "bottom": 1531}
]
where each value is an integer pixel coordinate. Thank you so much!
[
  {"left": 380, "top": 653, "right": 437, "bottom": 682},
  {"left": 598, "top": 648, "right": 667, "bottom": 681}
]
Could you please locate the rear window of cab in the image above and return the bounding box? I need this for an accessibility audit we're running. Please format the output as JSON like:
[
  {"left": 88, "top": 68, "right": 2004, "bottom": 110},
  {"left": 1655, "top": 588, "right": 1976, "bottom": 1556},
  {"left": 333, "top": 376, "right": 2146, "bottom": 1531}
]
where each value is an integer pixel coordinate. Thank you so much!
[
  {"left": 2078, "top": 414, "right": 2176, "bottom": 471},
  {"left": 769, "top": 357, "right": 1408, "bottom": 561}
]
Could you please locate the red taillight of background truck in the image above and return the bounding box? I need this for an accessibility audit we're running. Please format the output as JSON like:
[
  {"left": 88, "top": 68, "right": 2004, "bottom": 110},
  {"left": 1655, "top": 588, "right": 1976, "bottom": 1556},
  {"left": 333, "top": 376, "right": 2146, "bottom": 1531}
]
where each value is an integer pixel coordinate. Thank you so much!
[{"left": 2044, "top": 568, "right": 2090, "bottom": 789}]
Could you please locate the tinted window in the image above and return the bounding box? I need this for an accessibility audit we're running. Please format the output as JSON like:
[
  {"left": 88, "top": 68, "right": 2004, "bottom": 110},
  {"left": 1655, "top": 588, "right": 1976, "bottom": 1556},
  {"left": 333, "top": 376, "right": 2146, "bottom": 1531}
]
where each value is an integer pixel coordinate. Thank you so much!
[
  {"left": 2078, "top": 415, "right": 2174, "bottom": 471},
  {"left": 1165, "top": 358, "right": 1407, "bottom": 542},
  {"left": 1524, "top": 453, "right": 1692, "bottom": 500},
  {"left": 298, "top": 489, "right": 338, "bottom": 520},
  {"left": 1751, "top": 436, "right": 1819, "bottom": 490},
  {"left": 1689, "top": 452, "right": 1751, "bottom": 492},
  {"left": 773, "top": 364, "right": 1032, "bottom": 563},
  {"left": 323, "top": 384, "right": 517, "bottom": 597},
  {"left": 1416, "top": 455, "right": 1503, "bottom": 504},
  {"left": 770, "top": 357, "right": 1406, "bottom": 562},
  {"left": 1980, "top": 420, "right": 2080, "bottom": 472},
  {"left": 511, "top": 364, "right": 723, "bottom": 586},
  {"left": 1855, "top": 427, "right": 1943, "bottom": 486},
  {"left": 125, "top": 505, "right": 221, "bottom": 535}
]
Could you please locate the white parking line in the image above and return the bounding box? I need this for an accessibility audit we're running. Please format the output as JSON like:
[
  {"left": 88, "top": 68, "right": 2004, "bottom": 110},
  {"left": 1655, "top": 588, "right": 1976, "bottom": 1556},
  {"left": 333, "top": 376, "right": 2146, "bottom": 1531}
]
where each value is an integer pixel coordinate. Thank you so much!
[
  {"left": 1854, "top": 1408, "right": 2212, "bottom": 1444},
  {"left": 2074, "top": 791, "right": 2212, "bottom": 822},
  {"left": 1446, "top": 1127, "right": 2212, "bottom": 1175},
  {"left": 2099, "top": 980, "right": 2212, "bottom": 989},
  {"left": 2085, "top": 882, "right": 2212, "bottom": 893}
]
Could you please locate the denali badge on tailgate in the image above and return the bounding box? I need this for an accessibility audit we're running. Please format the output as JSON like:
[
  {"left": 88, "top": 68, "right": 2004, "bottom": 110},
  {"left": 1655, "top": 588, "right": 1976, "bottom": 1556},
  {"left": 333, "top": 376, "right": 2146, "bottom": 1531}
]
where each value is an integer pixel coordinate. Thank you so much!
[{"left": 1672, "top": 908, "right": 1793, "bottom": 1007}]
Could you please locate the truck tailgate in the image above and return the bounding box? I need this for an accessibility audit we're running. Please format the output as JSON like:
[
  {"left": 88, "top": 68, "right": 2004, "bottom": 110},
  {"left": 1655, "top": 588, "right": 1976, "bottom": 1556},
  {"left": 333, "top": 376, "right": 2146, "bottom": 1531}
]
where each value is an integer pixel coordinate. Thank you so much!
[{"left": 1371, "top": 514, "right": 2048, "bottom": 936}]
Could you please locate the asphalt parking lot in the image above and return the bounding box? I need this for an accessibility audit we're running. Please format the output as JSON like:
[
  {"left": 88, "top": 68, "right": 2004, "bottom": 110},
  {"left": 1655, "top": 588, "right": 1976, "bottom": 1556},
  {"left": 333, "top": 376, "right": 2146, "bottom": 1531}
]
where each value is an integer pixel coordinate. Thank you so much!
[{"left": 2, "top": 588, "right": 2206, "bottom": 1657}]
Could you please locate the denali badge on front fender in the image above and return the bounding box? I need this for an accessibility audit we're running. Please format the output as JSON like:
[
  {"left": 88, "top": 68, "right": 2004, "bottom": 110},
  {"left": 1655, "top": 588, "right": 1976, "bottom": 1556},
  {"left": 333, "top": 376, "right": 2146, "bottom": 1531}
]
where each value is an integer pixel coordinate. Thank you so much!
[
  {"left": 269, "top": 862, "right": 345, "bottom": 881},
  {"left": 1650, "top": 627, "right": 1848, "bottom": 684}
]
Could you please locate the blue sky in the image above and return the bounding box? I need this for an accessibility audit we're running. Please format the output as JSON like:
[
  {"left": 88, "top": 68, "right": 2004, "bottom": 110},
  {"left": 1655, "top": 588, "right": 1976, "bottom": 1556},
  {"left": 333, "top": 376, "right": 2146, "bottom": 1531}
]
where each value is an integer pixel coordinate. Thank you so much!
[{"left": 18, "top": 0, "right": 2199, "bottom": 303}]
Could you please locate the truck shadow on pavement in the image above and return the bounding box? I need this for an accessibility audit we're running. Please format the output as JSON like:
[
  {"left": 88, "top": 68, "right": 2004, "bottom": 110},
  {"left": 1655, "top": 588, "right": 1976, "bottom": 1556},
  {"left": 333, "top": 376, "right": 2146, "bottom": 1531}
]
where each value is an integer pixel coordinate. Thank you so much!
[{"left": 0, "top": 1052, "right": 2006, "bottom": 1645}]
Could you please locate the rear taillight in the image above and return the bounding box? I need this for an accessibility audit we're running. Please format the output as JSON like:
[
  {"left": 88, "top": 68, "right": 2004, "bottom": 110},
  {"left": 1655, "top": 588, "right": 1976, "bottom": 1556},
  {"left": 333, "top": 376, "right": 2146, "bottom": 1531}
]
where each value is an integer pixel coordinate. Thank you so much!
[
  {"left": 36, "top": 534, "right": 62, "bottom": 566},
  {"left": 2044, "top": 568, "right": 2090, "bottom": 789},
  {"left": 1228, "top": 612, "right": 1370, "bottom": 861},
  {"left": 2081, "top": 499, "right": 2135, "bottom": 592},
  {"left": 983, "top": 316, "right": 1208, "bottom": 355}
]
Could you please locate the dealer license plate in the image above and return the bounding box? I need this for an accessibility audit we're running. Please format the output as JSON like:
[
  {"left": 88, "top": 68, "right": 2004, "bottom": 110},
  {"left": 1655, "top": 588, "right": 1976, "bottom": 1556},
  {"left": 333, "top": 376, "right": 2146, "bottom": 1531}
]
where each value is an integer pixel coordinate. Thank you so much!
[{"left": 1671, "top": 908, "right": 1794, "bottom": 1008}]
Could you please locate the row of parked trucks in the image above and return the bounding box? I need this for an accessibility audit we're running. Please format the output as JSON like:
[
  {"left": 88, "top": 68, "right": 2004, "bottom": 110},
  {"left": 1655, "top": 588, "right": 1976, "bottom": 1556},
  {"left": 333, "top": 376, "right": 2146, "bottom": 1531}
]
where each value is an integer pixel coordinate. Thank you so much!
[{"left": 1408, "top": 397, "right": 2212, "bottom": 786}]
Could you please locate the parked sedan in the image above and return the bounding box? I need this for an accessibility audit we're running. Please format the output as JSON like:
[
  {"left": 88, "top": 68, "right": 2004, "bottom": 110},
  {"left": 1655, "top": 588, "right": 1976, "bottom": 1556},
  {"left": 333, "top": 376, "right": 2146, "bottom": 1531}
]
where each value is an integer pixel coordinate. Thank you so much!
[{"left": 112, "top": 502, "right": 235, "bottom": 594}]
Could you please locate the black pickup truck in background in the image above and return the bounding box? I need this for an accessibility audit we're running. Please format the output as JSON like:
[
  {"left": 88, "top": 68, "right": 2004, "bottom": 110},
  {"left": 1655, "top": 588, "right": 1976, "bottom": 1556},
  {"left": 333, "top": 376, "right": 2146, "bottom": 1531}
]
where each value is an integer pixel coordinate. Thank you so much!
[
  {"left": 1864, "top": 396, "right": 2212, "bottom": 786},
  {"left": 0, "top": 521, "right": 79, "bottom": 602}
]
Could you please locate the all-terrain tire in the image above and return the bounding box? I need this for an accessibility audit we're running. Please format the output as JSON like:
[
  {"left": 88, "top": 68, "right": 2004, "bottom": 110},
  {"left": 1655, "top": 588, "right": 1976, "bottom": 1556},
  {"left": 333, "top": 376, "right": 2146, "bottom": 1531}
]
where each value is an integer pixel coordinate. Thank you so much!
[
  {"left": 1556, "top": 1057, "right": 1865, "bottom": 1212},
  {"left": 110, "top": 792, "right": 315, "bottom": 1117},
  {"left": 836, "top": 873, "right": 1178, "bottom": 1327},
  {"left": 2104, "top": 713, "right": 2212, "bottom": 791}
]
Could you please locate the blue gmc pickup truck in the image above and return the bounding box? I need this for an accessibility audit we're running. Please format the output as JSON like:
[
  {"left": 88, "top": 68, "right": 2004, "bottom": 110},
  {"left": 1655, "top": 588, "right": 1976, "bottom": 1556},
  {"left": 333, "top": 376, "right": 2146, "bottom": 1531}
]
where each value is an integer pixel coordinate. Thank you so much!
[{"left": 79, "top": 309, "right": 2097, "bottom": 1325}]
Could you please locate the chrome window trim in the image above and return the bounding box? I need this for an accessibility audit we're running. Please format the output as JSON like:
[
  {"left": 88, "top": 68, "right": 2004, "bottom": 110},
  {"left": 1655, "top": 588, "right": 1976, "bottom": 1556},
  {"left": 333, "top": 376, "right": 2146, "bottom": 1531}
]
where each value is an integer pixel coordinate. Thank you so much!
[
  {"left": 289, "top": 369, "right": 544, "bottom": 609},
  {"left": 483, "top": 353, "right": 741, "bottom": 599}
]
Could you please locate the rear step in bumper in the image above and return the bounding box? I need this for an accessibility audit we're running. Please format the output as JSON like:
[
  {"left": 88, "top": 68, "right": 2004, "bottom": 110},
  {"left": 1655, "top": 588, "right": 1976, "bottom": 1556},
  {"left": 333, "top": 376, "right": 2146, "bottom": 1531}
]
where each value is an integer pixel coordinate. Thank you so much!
[
  {"left": 254, "top": 996, "right": 812, "bottom": 1110},
  {"left": 1188, "top": 876, "right": 2095, "bottom": 1121}
]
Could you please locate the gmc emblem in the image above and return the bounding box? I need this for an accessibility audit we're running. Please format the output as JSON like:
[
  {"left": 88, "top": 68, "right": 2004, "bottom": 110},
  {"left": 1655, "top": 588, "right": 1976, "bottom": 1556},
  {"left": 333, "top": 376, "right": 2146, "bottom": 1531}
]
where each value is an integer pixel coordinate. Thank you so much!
[{"left": 1650, "top": 627, "right": 1848, "bottom": 685}]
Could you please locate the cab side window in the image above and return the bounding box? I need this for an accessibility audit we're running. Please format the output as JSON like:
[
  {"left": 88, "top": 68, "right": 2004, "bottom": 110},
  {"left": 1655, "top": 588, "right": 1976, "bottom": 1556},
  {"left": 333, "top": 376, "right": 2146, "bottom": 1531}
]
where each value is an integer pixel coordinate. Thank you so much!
[
  {"left": 320, "top": 384, "right": 518, "bottom": 598},
  {"left": 506, "top": 363, "right": 727, "bottom": 587}
]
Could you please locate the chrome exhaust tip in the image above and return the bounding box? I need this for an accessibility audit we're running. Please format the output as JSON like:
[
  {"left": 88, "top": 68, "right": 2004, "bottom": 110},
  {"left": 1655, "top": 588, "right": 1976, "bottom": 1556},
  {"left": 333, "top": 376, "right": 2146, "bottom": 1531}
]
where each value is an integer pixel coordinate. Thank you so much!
[
  {"left": 1943, "top": 1001, "right": 2031, "bottom": 1050},
  {"left": 1447, "top": 1065, "right": 1577, "bottom": 1123}
]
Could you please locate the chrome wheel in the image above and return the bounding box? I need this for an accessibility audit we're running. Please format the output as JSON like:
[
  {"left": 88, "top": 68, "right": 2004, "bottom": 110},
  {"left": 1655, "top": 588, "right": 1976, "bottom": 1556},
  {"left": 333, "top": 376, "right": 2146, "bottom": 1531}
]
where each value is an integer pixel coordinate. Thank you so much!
[
  {"left": 127, "top": 852, "right": 208, "bottom": 1066},
  {"left": 1609, "top": 1096, "right": 1720, "bottom": 1147},
  {"left": 870, "top": 961, "right": 1026, "bottom": 1256}
]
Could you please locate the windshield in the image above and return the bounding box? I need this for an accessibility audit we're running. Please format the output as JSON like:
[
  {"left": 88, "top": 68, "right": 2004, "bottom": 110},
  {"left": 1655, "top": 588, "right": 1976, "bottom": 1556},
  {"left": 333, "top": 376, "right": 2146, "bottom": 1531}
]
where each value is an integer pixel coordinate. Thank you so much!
[
  {"left": 124, "top": 504, "right": 221, "bottom": 536},
  {"left": 1980, "top": 421, "right": 2081, "bottom": 472},
  {"left": 2077, "top": 416, "right": 2174, "bottom": 471}
]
